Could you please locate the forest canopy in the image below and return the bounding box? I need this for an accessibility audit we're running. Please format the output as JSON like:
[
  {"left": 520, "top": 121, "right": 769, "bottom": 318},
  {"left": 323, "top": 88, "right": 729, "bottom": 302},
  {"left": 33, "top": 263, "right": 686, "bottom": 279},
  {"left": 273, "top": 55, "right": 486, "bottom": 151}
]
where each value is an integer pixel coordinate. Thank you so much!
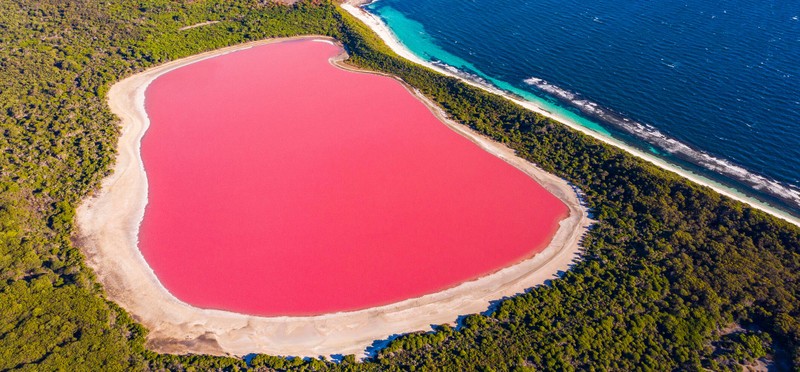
[{"left": 0, "top": 0, "right": 798, "bottom": 371}]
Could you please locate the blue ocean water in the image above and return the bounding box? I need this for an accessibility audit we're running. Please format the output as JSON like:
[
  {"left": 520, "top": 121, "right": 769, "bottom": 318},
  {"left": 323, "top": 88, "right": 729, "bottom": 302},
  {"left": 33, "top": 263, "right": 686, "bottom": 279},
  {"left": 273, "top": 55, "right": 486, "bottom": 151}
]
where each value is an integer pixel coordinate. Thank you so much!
[{"left": 366, "top": 0, "right": 800, "bottom": 216}]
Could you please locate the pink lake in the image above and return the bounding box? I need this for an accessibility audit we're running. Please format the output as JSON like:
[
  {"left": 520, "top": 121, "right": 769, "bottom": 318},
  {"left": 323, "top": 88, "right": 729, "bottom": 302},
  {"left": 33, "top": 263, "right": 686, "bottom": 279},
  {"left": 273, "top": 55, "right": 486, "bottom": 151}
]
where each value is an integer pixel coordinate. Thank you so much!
[{"left": 140, "top": 39, "right": 568, "bottom": 316}]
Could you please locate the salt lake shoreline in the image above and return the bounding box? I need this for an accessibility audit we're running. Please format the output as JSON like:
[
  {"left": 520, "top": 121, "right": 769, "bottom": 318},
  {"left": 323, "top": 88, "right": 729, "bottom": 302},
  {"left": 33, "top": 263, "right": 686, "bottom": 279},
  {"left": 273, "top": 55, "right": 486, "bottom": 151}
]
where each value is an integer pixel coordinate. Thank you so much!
[
  {"left": 341, "top": 1, "right": 800, "bottom": 228},
  {"left": 76, "top": 35, "right": 590, "bottom": 358}
]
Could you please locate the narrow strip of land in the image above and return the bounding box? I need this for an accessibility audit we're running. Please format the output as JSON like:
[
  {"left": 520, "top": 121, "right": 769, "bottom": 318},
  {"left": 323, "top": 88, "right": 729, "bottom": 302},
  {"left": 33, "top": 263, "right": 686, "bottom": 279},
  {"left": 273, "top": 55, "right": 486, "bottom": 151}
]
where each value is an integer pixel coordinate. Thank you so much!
[
  {"left": 76, "top": 36, "right": 589, "bottom": 358},
  {"left": 340, "top": 2, "right": 800, "bottom": 228}
]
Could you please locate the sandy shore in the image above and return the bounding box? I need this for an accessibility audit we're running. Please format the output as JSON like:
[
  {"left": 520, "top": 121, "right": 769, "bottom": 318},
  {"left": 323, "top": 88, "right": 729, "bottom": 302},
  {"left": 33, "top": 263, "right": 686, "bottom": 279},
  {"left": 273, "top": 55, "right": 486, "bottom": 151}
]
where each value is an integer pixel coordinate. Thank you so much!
[
  {"left": 341, "top": 2, "right": 800, "bottom": 228},
  {"left": 76, "top": 35, "right": 590, "bottom": 358}
]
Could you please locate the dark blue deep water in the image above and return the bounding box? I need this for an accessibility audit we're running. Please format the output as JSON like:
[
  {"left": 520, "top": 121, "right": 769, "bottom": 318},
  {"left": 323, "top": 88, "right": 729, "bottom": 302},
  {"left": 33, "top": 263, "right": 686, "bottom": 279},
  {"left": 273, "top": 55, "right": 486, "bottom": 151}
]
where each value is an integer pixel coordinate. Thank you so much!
[{"left": 366, "top": 0, "right": 800, "bottom": 216}]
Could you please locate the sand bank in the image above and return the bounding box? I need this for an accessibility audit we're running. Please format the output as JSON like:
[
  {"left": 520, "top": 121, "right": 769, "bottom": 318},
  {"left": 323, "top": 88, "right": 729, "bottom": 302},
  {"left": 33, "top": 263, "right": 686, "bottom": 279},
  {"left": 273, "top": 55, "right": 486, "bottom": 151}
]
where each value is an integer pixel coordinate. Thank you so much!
[
  {"left": 76, "top": 36, "right": 589, "bottom": 358},
  {"left": 341, "top": 2, "right": 800, "bottom": 228}
]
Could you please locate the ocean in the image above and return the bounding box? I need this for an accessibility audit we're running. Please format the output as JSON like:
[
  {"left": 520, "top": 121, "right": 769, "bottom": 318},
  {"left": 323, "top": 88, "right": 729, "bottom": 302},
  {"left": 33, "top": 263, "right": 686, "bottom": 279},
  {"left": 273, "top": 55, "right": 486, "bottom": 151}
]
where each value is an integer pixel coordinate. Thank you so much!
[{"left": 364, "top": 0, "right": 800, "bottom": 217}]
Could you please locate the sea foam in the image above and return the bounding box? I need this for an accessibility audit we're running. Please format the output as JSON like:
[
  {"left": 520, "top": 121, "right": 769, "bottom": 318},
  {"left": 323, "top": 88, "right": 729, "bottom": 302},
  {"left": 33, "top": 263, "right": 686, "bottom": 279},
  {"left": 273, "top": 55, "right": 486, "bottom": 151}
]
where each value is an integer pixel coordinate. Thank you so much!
[{"left": 524, "top": 76, "right": 800, "bottom": 208}]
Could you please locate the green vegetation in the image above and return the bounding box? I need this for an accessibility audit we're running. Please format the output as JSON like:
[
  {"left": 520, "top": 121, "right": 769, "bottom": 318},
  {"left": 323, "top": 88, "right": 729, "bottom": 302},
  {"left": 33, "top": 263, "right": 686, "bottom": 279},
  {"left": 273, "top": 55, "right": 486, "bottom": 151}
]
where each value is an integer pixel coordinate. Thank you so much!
[{"left": 0, "top": 0, "right": 797, "bottom": 370}]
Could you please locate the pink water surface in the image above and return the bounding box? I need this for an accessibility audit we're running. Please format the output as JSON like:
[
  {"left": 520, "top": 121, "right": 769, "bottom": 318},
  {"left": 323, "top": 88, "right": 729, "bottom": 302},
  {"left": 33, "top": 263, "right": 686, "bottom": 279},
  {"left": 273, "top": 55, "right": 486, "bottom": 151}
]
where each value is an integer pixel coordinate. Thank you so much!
[{"left": 140, "top": 39, "right": 568, "bottom": 316}]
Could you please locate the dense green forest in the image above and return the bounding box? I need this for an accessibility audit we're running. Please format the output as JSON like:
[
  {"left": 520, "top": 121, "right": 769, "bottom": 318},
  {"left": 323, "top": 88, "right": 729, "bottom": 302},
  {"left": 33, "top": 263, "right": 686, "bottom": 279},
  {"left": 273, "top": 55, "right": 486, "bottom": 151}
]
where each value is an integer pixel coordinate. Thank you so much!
[{"left": 0, "top": 0, "right": 798, "bottom": 370}]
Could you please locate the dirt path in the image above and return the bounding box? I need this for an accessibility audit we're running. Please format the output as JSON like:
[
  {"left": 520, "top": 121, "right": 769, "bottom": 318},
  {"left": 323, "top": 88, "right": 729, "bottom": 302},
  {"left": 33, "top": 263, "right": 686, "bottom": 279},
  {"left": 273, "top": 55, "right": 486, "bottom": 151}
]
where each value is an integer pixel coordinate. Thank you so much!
[{"left": 178, "top": 21, "right": 219, "bottom": 31}]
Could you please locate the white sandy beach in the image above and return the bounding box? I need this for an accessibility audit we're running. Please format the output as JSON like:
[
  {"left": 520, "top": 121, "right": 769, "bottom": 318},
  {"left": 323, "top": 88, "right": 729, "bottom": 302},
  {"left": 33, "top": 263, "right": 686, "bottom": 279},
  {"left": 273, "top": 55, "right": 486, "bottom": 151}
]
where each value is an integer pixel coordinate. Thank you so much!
[
  {"left": 340, "top": 1, "right": 800, "bottom": 228},
  {"left": 76, "top": 35, "right": 590, "bottom": 358}
]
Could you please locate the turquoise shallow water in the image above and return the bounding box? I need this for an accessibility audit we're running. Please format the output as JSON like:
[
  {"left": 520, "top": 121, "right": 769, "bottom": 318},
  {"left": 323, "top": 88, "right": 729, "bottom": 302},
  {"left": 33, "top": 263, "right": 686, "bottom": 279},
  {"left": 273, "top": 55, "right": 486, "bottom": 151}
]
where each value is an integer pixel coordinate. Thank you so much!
[
  {"left": 374, "top": 5, "right": 612, "bottom": 136},
  {"left": 366, "top": 0, "right": 800, "bottom": 216}
]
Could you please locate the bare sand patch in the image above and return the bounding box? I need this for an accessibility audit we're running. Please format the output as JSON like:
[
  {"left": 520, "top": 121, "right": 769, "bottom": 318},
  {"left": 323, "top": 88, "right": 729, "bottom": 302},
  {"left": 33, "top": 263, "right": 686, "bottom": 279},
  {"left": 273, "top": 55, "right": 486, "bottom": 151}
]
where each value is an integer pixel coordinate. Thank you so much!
[{"left": 76, "top": 35, "right": 590, "bottom": 358}]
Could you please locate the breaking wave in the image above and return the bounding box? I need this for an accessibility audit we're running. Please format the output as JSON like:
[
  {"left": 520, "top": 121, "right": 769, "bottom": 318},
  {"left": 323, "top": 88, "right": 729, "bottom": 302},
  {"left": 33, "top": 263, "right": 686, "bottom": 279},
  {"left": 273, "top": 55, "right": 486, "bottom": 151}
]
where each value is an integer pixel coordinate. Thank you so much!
[
  {"left": 524, "top": 77, "right": 800, "bottom": 209},
  {"left": 431, "top": 60, "right": 493, "bottom": 89}
]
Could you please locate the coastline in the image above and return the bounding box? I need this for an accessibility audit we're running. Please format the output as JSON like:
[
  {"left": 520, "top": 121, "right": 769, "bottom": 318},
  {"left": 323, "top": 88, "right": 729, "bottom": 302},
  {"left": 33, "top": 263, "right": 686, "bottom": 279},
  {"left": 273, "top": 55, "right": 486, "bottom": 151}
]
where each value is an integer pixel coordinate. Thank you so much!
[
  {"left": 76, "top": 35, "right": 590, "bottom": 358},
  {"left": 340, "top": 2, "right": 800, "bottom": 228}
]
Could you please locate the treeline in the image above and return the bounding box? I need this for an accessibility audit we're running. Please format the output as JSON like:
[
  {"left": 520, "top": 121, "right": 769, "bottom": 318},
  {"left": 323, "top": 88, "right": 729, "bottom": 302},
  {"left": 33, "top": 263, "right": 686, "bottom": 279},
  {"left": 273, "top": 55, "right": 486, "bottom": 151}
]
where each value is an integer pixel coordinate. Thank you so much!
[{"left": 0, "top": 0, "right": 797, "bottom": 371}]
